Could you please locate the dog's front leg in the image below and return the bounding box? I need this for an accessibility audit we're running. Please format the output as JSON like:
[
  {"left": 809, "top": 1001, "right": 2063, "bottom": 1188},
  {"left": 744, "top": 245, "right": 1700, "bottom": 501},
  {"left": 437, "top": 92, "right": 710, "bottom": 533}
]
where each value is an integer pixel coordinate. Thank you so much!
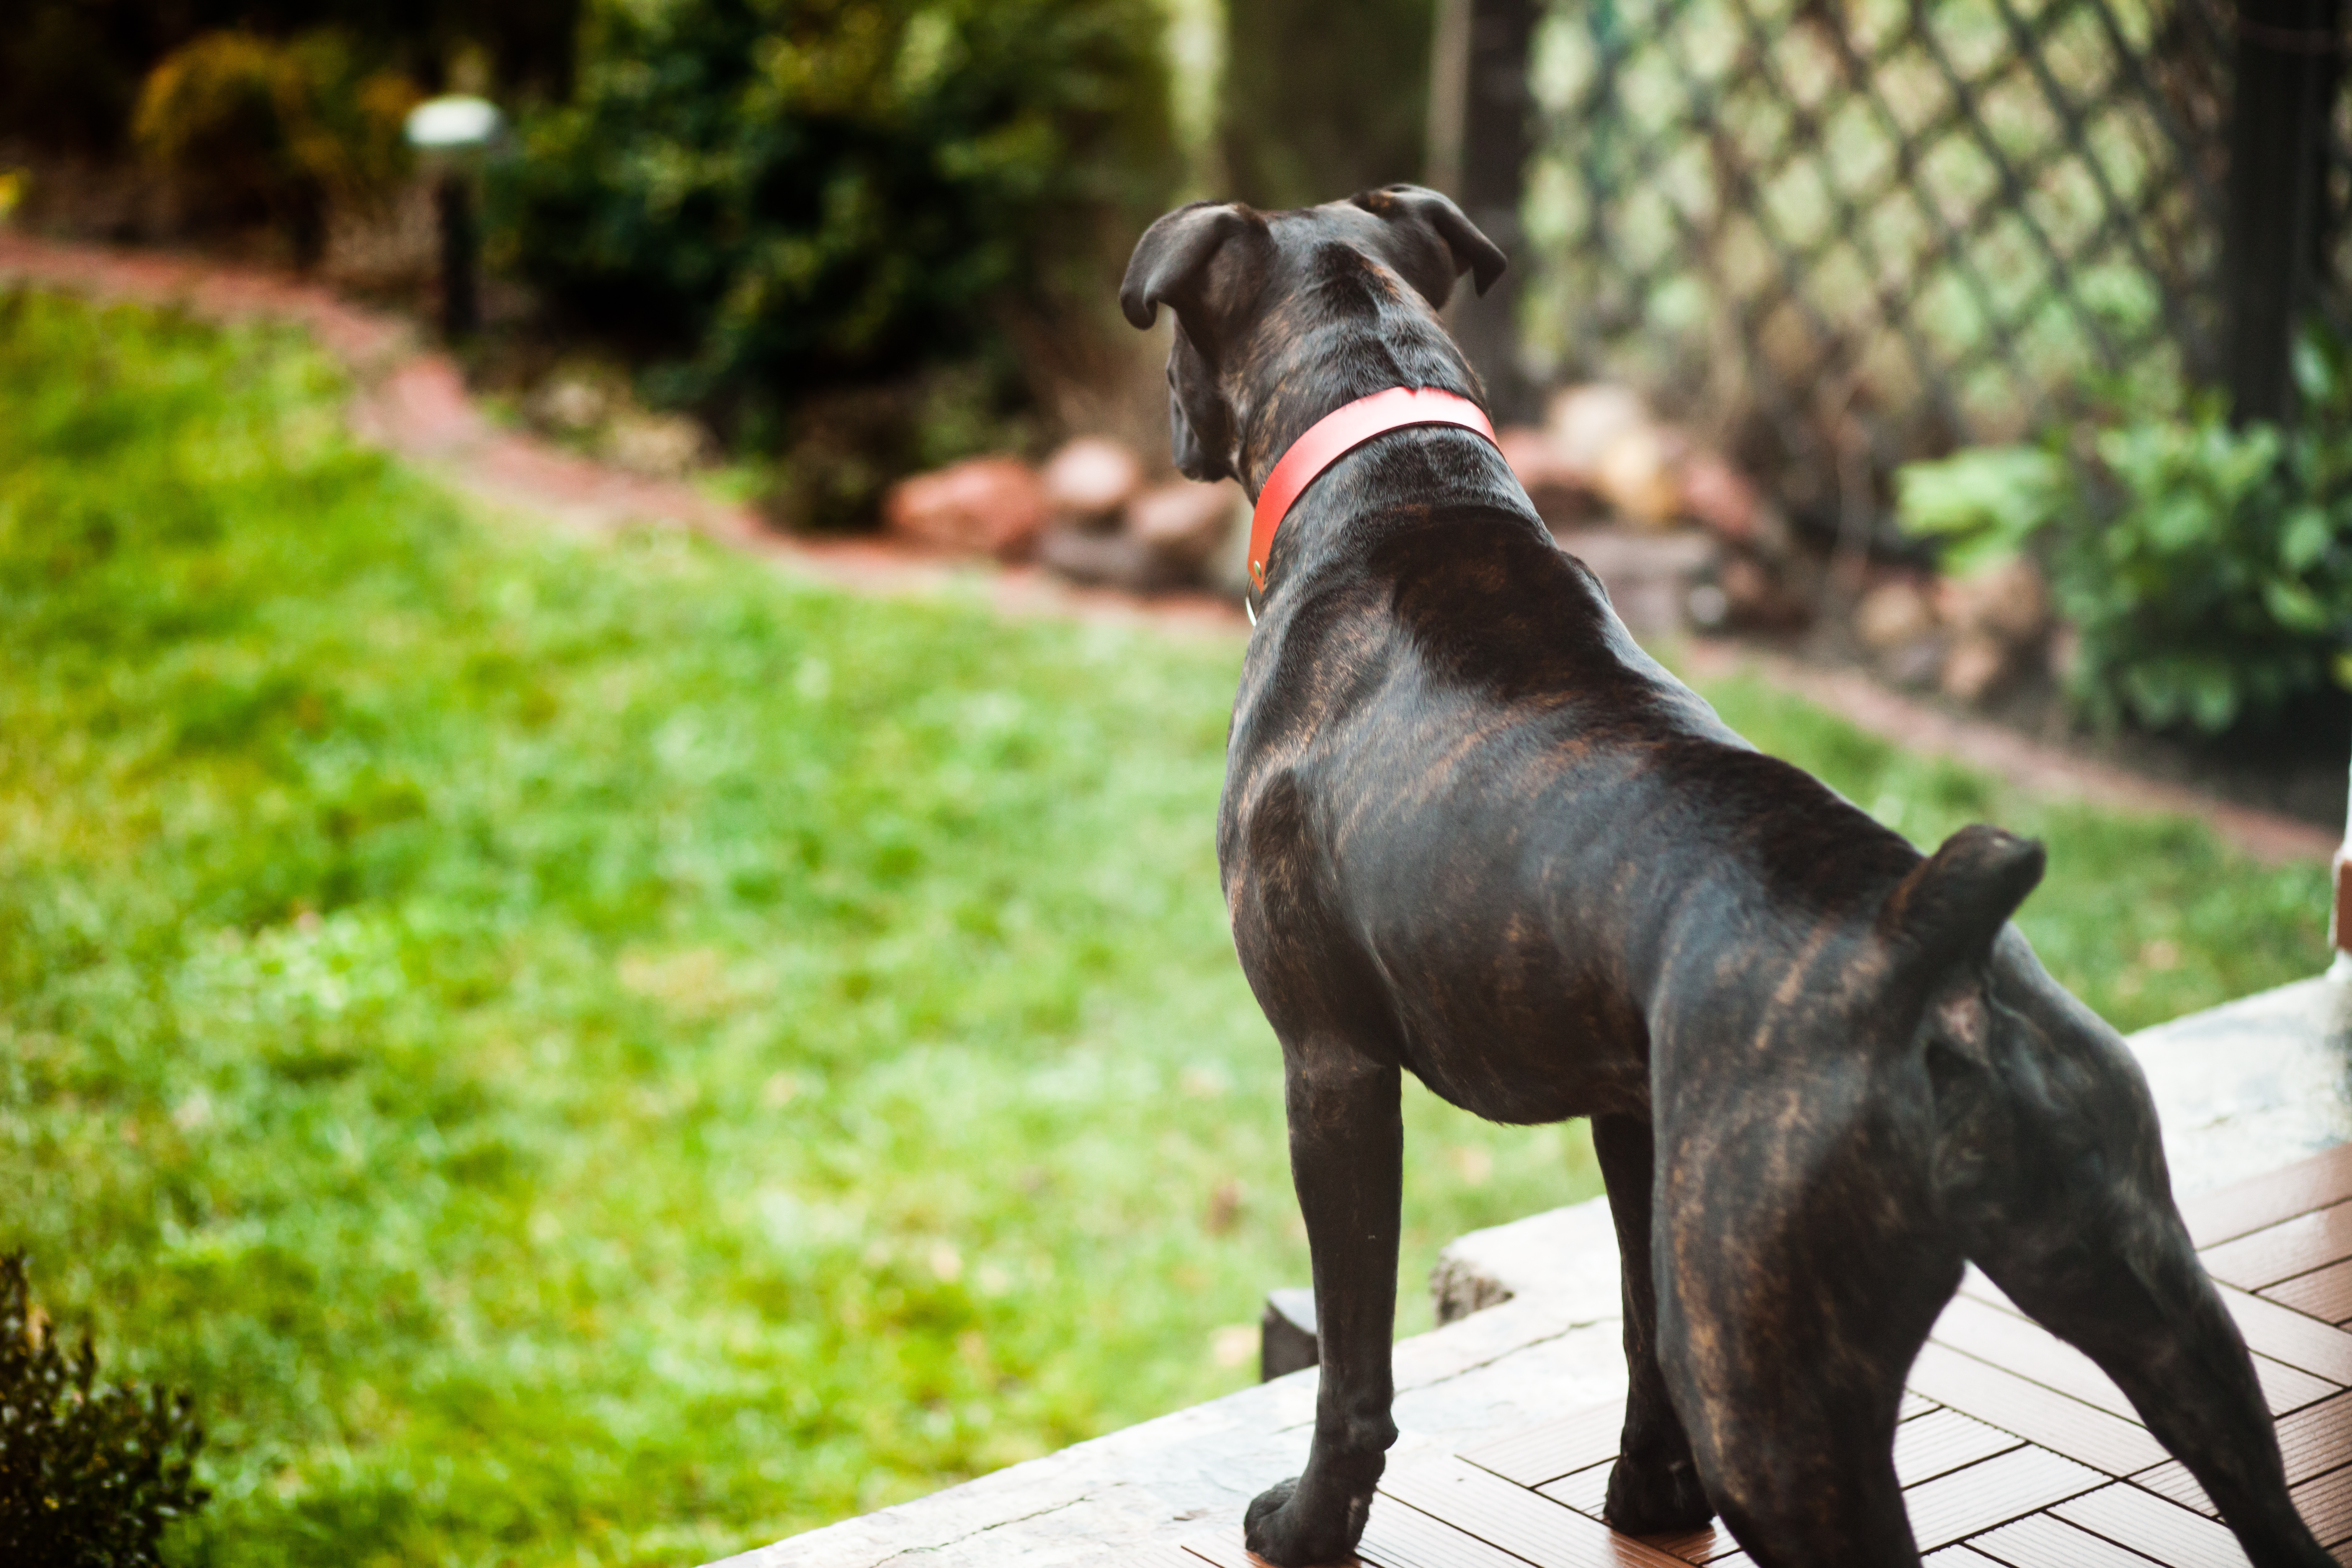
[{"left": 1244, "top": 1039, "right": 1403, "bottom": 1568}]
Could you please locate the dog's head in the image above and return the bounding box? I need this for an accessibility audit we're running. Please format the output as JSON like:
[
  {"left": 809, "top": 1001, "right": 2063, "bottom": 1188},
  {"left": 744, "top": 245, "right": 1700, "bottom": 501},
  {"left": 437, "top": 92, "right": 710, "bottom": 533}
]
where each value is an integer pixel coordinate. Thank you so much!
[{"left": 1117, "top": 186, "right": 1506, "bottom": 484}]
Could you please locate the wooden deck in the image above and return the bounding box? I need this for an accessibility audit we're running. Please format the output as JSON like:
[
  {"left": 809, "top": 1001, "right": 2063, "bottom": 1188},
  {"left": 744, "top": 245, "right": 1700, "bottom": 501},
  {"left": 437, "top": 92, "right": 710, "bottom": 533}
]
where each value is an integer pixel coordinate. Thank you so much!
[{"left": 1186, "top": 1144, "right": 2352, "bottom": 1568}]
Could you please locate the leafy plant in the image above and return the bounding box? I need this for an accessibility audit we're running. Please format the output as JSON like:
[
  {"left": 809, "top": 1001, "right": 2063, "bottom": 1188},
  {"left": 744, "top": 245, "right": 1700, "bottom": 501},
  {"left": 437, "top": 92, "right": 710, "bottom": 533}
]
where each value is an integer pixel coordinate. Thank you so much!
[
  {"left": 1893, "top": 443, "right": 2067, "bottom": 579},
  {"left": 1897, "top": 338, "right": 2352, "bottom": 734},
  {"left": 0, "top": 1254, "right": 208, "bottom": 1567},
  {"left": 490, "top": 0, "right": 1176, "bottom": 428},
  {"left": 132, "top": 29, "right": 420, "bottom": 266}
]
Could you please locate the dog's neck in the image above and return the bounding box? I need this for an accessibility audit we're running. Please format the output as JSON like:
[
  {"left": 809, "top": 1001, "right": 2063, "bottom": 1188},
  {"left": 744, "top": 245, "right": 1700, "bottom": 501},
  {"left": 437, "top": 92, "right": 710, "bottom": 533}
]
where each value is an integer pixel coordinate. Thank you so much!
[{"left": 1225, "top": 257, "right": 1488, "bottom": 497}]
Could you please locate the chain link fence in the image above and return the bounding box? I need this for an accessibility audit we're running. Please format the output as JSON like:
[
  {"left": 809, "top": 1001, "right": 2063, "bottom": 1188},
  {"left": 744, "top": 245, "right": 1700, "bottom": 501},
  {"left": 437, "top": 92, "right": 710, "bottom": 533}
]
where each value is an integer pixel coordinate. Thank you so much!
[{"left": 1518, "top": 0, "right": 2263, "bottom": 534}]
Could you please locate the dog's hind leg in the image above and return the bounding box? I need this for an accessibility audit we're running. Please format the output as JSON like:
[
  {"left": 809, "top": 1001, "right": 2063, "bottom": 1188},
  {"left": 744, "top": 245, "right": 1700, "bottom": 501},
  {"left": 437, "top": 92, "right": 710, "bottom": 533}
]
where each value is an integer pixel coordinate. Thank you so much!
[
  {"left": 1591, "top": 1112, "right": 1714, "bottom": 1534},
  {"left": 1936, "top": 938, "right": 2334, "bottom": 1566},
  {"left": 1658, "top": 1216, "right": 1933, "bottom": 1567},
  {"left": 1242, "top": 1038, "right": 1403, "bottom": 1568},
  {"left": 1650, "top": 1078, "right": 1954, "bottom": 1566},
  {"left": 1983, "top": 1228, "right": 2331, "bottom": 1567},
  {"left": 1950, "top": 1043, "right": 2331, "bottom": 1557}
]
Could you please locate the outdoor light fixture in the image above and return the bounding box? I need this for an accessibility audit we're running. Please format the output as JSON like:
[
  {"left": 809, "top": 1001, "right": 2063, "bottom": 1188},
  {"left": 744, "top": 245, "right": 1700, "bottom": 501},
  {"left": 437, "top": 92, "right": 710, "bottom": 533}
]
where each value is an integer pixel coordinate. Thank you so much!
[{"left": 404, "top": 95, "right": 503, "bottom": 340}]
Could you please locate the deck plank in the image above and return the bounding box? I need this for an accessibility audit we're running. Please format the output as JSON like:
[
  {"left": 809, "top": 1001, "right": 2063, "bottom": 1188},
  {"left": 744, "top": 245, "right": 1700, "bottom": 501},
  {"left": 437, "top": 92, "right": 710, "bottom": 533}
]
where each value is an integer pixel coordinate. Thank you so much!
[
  {"left": 1930, "top": 1297, "right": 2144, "bottom": 1420},
  {"left": 1906, "top": 1341, "right": 2169, "bottom": 1475},
  {"left": 1357, "top": 1493, "right": 1560, "bottom": 1568},
  {"left": 2220, "top": 1286, "right": 2352, "bottom": 1384},
  {"left": 2294, "top": 1463, "right": 2352, "bottom": 1549},
  {"left": 1458, "top": 1405, "right": 1626, "bottom": 1489},
  {"left": 2133, "top": 1387, "right": 2352, "bottom": 1511},
  {"left": 2280, "top": 1391, "right": 2352, "bottom": 1490},
  {"left": 2130, "top": 1460, "right": 2218, "bottom": 1518},
  {"left": 1181, "top": 1535, "right": 1271, "bottom": 1568},
  {"left": 2053, "top": 1484, "right": 2254, "bottom": 1568},
  {"left": 1631, "top": 1524, "right": 1730, "bottom": 1563},
  {"left": 2200, "top": 1202, "right": 2352, "bottom": 1293},
  {"left": 2183, "top": 1145, "right": 2352, "bottom": 1249},
  {"left": 1903, "top": 1445, "right": 2106, "bottom": 1552},
  {"left": 1381, "top": 1453, "right": 1687, "bottom": 1568},
  {"left": 1534, "top": 1464, "right": 1612, "bottom": 1518},
  {"left": 2266, "top": 1259, "right": 2352, "bottom": 1328},
  {"left": 1970, "top": 1510, "right": 2182, "bottom": 1567},
  {"left": 1932, "top": 1292, "right": 2336, "bottom": 1419},
  {"left": 1895, "top": 1409, "right": 2025, "bottom": 1488}
]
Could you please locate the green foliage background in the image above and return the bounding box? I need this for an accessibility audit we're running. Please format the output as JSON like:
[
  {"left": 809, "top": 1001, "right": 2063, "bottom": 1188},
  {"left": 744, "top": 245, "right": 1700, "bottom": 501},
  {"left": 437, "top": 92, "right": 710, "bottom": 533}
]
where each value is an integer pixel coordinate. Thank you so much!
[
  {"left": 491, "top": 0, "right": 1178, "bottom": 417},
  {"left": 1898, "top": 339, "right": 2352, "bottom": 735},
  {"left": 0, "top": 290, "right": 2328, "bottom": 1566}
]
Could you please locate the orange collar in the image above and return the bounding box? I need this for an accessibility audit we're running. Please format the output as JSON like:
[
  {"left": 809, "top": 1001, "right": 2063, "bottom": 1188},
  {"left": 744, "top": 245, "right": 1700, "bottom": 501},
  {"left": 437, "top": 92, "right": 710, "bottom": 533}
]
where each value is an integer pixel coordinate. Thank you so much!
[{"left": 1246, "top": 386, "right": 1499, "bottom": 594}]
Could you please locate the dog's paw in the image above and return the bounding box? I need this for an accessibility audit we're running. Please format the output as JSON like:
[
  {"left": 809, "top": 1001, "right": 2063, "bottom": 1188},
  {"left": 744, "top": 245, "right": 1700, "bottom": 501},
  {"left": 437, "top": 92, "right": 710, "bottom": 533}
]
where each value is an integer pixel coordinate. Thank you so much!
[
  {"left": 1243, "top": 1475, "right": 1365, "bottom": 1567},
  {"left": 1601, "top": 1452, "right": 1713, "bottom": 1536}
]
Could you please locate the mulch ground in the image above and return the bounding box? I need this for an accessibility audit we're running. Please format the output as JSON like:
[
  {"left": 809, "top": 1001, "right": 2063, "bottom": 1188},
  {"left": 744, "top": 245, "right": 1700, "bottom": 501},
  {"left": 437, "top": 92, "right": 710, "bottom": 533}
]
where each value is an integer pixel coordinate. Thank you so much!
[{"left": 1, "top": 228, "right": 2331, "bottom": 867}]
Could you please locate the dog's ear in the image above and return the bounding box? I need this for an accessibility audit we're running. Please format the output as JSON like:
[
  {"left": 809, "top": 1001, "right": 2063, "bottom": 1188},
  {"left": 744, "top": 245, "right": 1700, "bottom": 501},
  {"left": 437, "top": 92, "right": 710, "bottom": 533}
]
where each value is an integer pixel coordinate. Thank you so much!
[
  {"left": 1121, "top": 202, "right": 1252, "bottom": 332},
  {"left": 1351, "top": 184, "right": 1507, "bottom": 306},
  {"left": 1878, "top": 825, "right": 2045, "bottom": 990}
]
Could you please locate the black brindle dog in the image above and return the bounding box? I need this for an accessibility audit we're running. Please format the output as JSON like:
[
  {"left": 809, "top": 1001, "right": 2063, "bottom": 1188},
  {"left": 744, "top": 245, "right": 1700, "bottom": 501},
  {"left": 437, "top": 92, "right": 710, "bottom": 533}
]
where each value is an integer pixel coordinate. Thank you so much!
[{"left": 1119, "top": 187, "right": 2332, "bottom": 1568}]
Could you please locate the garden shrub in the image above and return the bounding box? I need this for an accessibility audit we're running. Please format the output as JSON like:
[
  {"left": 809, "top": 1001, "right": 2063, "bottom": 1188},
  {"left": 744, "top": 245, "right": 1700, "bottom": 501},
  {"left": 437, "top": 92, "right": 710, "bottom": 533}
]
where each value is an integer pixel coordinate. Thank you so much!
[
  {"left": 491, "top": 0, "right": 1176, "bottom": 435},
  {"left": 132, "top": 29, "right": 420, "bottom": 265},
  {"left": 0, "top": 1254, "right": 208, "bottom": 1567},
  {"left": 1897, "top": 339, "right": 2352, "bottom": 735},
  {"left": 3, "top": 2, "right": 574, "bottom": 159}
]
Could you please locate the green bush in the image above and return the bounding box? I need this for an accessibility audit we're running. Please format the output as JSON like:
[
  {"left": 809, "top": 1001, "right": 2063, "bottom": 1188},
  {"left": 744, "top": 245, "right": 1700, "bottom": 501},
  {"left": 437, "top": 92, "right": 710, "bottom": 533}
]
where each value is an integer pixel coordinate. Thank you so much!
[
  {"left": 132, "top": 29, "right": 420, "bottom": 266},
  {"left": 0, "top": 1254, "right": 208, "bottom": 1567},
  {"left": 492, "top": 0, "right": 1176, "bottom": 422},
  {"left": 1897, "top": 343, "right": 2352, "bottom": 734}
]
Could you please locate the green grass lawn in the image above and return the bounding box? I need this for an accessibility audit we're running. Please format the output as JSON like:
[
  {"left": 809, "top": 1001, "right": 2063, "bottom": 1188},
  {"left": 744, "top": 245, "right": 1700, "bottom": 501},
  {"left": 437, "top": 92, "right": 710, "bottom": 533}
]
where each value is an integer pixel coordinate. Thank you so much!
[{"left": 0, "top": 289, "right": 2329, "bottom": 1568}]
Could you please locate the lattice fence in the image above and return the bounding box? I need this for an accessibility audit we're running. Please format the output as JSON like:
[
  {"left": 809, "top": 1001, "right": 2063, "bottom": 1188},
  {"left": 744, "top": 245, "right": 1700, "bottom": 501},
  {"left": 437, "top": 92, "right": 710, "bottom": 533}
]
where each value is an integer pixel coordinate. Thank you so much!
[{"left": 1519, "top": 0, "right": 2247, "bottom": 534}]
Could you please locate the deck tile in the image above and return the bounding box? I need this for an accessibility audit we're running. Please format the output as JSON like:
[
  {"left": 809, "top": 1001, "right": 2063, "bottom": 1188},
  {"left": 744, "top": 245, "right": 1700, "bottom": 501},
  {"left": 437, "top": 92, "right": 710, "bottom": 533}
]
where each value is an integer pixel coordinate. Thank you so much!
[
  {"left": 2129, "top": 1460, "right": 2216, "bottom": 1517},
  {"left": 2279, "top": 1391, "right": 2352, "bottom": 1487},
  {"left": 2200, "top": 1202, "right": 2352, "bottom": 1293},
  {"left": 1181, "top": 1534, "right": 1270, "bottom": 1568},
  {"left": 1534, "top": 1463, "right": 1611, "bottom": 1518},
  {"left": 2294, "top": 1463, "right": 2352, "bottom": 1547},
  {"left": 1970, "top": 1510, "right": 2174, "bottom": 1567},
  {"left": 2266, "top": 1260, "right": 2352, "bottom": 1328},
  {"left": 1357, "top": 1492, "right": 1556, "bottom": 1568},
  {"left": 2219, "top": 1285, "right": 2352, "bottom": 1385},
  {"left": 1906, "top": 1341, "right": 2169, "bottom": 1475},
  {"left": 1459, "top": 1404, "right": 1625, "bottom": 1488},
  {"left": 1932, "top": 1292, "right": 2336, "bottom": 1418},
  {"left": 2053, "top": 1483, "right": 2254, "bottom": 1568},
  {"left": 2252, "top": 1353, "right": 2344, "bottom": 1416},
  {"left": 1931, "top": 1297, "right": 2143, "bottom": 1421},
  {"left": 1896, "top": 1408, "right": 2025, "bottom": 1488},
  {"left": 1381, "top": 1454, "right": 1686, "bottom": 1568},
  {"left": 1634, "top": 1524, "right": 1728, "bottom": 1563},
  {"left": 1903, "top": 1444, "right": 2105, "bottom": 1551},
  {"left": 2183, "top": 1146, "right": 2352, "bottom": 1249}
]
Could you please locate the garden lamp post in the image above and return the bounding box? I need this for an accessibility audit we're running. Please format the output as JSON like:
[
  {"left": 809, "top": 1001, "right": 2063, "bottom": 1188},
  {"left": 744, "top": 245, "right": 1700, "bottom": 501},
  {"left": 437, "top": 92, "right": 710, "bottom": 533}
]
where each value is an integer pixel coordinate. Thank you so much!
[{"left": 404, "top": 95, "right": 503, "bottom": 341}]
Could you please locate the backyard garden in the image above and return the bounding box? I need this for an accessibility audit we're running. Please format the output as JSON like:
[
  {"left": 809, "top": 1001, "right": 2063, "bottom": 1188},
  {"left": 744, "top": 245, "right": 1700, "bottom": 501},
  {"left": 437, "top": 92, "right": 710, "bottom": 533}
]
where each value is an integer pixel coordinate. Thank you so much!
[
  {"left": 3, "top": 0, "right": 2349, "bottom": 1563},
  {"left": 1, "top": 282, "right": 2329, "bottom": 1566}
]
